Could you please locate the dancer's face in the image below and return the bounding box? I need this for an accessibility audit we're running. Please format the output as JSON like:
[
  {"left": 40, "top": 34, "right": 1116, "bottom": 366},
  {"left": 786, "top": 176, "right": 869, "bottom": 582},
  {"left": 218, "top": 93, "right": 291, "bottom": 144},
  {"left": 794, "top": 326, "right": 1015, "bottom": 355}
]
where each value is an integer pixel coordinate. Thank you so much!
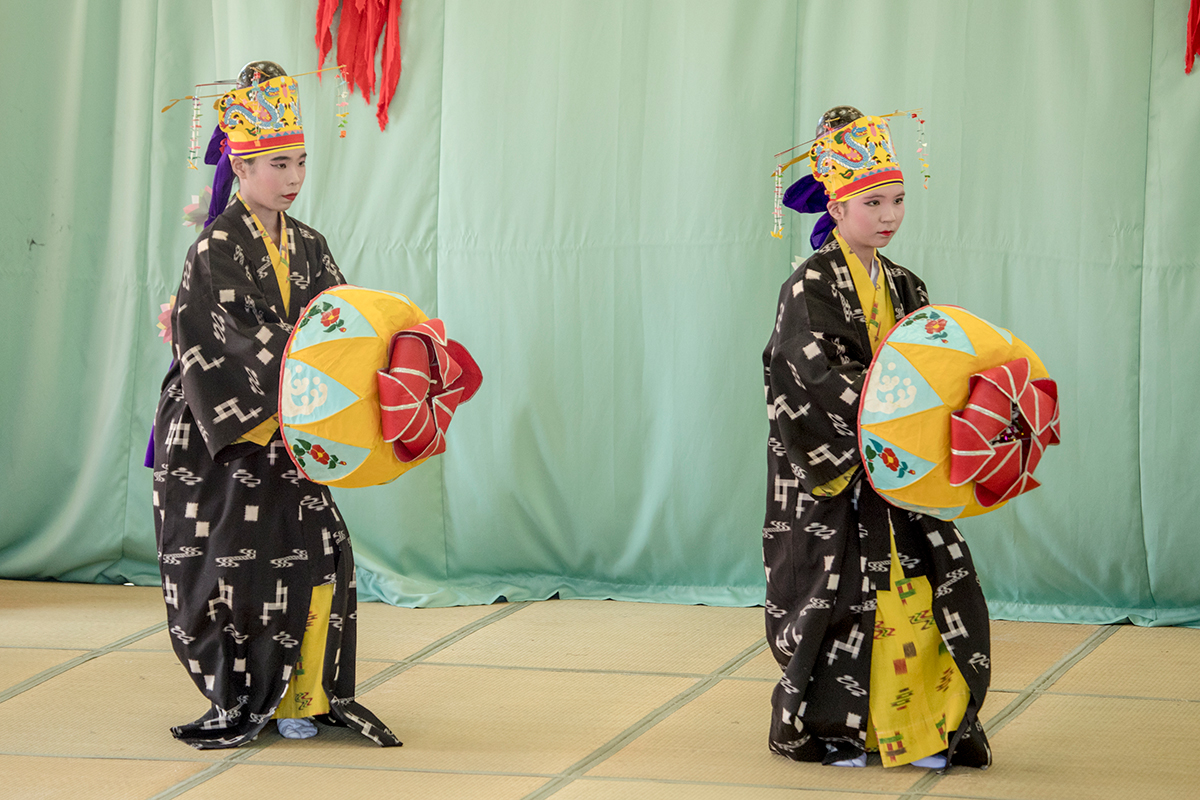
[
  {"left": 233, "top": 150, "right": 307, "bottom": 217},
  {"left": 829, "top": 183, "right": 905, "bottom": 255}
]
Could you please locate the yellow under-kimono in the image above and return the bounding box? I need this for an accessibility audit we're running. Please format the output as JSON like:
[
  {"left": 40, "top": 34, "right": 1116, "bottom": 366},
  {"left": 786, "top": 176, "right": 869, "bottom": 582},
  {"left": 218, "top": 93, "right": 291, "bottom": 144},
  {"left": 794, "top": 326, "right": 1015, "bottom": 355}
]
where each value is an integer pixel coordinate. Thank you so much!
[
  {"left": 837, "top": 231, "right": 971, "bottom": 766},
  {"left": 274, "top": 583, "right": 333, "bottom": 719},
  {"left": 230, "top": 196, "right": 333, "bottom": 721}
]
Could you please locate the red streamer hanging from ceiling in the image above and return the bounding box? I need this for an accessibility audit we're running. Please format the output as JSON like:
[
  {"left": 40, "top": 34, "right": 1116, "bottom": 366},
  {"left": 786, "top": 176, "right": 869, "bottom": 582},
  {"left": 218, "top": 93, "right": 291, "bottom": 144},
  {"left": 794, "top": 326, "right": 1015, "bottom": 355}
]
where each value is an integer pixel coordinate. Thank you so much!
[
  {"left": 1188, "top": 0, "right": 1200, "bottom": 73},
  {"left": 316, "top": 0, "right": 404, "bottom": 130}
]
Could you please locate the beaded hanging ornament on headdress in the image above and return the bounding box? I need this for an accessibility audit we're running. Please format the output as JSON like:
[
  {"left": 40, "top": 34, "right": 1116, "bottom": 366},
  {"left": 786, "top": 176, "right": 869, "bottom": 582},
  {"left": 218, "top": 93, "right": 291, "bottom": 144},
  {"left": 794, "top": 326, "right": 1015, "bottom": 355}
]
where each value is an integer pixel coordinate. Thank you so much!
[
  {"left": 913, "top": 112, "right": 930, "bottom": 189},
  {"left": 335, "top": 69, "right": 351, "bottom": 138},
  {"left": 187, "top": 95, "right": 203, "bottom": 170}
]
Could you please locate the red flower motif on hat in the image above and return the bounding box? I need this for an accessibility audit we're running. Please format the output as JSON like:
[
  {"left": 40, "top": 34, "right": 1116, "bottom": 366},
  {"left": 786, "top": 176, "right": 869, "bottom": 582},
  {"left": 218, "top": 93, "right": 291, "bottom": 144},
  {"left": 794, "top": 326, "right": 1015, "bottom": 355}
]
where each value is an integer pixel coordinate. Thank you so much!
[
  {"left": 925, "top": 319, "right": 947, "bottom": 335},
  {"left": 299, "top": 301, "right": 347, "bottom": 334},
  {"left": 310, "top": 445, "right": 330, "bottom": 465},
  {"left": 290, "top": 438, "right": 346, "bottom": 473},
  {"left": 881, "top": 448, "right": 901, "bottom": 472}
]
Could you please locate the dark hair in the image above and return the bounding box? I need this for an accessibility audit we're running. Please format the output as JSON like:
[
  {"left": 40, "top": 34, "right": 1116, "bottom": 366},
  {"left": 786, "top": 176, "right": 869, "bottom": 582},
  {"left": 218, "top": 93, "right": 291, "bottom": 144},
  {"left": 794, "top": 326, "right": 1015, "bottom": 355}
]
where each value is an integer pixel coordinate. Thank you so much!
[
  {"left": 236, "top": 60, "right": 287, "bottom": 88},
  {"left": 816, "top": 106, "right": 864, "bottom": 138}
]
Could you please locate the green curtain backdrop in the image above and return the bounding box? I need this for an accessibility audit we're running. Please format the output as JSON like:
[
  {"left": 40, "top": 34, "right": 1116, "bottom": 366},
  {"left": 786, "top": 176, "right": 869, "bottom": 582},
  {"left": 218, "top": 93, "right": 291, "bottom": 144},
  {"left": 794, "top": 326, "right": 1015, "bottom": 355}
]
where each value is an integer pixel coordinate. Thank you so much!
[{"left": 2, "top": 0, "right": 1197, "bottom": 624}]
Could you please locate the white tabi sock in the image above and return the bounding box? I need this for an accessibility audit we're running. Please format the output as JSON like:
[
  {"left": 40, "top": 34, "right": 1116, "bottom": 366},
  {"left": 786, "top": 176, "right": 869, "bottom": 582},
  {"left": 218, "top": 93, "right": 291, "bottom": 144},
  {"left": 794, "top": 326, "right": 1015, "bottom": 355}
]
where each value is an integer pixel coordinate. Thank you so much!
[
  {"left": 911, "top": 751, "right": 948, "bottom": 769},
  {"left": 826, "top": 744, "right": 867, "bottom": 767},
  {"left": 277, "top": 717, "right": 318, "bottom": 739}
]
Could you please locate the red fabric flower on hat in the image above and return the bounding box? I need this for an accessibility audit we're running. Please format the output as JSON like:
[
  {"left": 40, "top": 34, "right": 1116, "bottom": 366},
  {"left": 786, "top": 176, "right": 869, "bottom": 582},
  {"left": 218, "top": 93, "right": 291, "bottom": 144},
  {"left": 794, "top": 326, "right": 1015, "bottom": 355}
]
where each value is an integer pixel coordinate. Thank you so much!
[
  {"left": 376, "top": 319, "right": 482, "bottom": 463},
  {"left": 948, "top": 358, "right": 1060, "bottom": 508}
]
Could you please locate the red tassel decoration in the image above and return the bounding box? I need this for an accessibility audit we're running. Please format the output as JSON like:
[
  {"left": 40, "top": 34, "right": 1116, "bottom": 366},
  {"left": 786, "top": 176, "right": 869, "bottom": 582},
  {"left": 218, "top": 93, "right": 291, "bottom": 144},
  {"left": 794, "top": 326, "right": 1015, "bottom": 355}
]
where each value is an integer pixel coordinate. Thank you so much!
[
  {"left": 376, "top": 0, "right": 403, "bottom": 129},
  {"left": 315, "top": 0, "right": 338, "bottom": 70},
  {"left": 315, "top": 0, "right": 404, "bottom": 130},
  {"left": 1188, "top": 0, "right": 1200, "bottom": 74},
  {"left": 337, "top": 0, "right": 363, "bottom": 95}
]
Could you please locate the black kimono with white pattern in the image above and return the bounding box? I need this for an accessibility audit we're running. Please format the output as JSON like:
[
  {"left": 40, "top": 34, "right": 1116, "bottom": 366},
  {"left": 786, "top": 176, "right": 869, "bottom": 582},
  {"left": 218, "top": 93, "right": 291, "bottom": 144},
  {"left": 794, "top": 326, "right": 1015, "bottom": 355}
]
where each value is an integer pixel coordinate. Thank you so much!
[
  {"left": 761, "top": 234, "right": 991, "bottom": 768},
  {"left": 152, "top": 201, "right": 401, "bottom": 749}
]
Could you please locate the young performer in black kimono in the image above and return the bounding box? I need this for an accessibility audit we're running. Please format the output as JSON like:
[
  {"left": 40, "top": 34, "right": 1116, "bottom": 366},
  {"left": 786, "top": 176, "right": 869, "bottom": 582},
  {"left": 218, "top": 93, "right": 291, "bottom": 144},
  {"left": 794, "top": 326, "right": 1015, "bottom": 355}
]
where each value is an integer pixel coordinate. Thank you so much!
[
  {"left": 761, "top": 107, "right": 991, "bottom": 770},
  {"left": 152, "top": 66, "right": 401, "bottom": 749}
]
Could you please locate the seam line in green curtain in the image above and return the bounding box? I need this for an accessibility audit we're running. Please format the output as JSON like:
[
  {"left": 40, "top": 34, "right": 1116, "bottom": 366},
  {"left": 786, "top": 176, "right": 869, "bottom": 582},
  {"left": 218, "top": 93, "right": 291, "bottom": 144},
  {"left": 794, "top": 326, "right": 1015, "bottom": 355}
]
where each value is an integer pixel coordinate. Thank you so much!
[
  {"left": 789, "top": 0, "right": 801, "bottom": 254},
  {"left": 436, "top": 0, "right": 452, "bottom": 583},
  {"left": 1135, "top": 0, "right": 1158, "bottom": 619},
  {"left": 118, "top": 0, "right": 163, "bottom": 580}
]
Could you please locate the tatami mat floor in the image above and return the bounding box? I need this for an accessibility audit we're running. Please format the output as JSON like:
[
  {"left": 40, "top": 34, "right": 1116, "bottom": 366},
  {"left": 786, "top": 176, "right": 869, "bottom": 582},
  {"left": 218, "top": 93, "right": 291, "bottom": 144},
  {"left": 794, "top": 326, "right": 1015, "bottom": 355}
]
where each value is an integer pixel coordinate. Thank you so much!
[{"left": 1, "top": 579, "right": 1197, "bottom": 799}]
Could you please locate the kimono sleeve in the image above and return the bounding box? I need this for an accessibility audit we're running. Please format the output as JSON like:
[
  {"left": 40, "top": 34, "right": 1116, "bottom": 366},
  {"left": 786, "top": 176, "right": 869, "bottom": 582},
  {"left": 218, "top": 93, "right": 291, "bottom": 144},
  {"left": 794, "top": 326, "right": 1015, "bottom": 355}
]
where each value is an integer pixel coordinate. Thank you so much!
[
  {"left": 171, "top": 228, "right": 295, "bottom": 461},
  {"left": 765, "top": 269, "right": 868, "bottom": 493}
]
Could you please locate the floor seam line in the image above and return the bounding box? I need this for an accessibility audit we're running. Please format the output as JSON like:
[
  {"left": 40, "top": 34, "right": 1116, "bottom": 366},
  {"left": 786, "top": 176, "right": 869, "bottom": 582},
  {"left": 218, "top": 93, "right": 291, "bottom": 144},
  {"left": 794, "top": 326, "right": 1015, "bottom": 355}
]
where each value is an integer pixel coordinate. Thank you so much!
[
  {"left": 231, "top": 760, "right": 559, "bottom": 777},
  {"left": 354, "top": 601, "right": 534, "bottom": 696},
  {"left": 519, "top": 638, "right": 768, "bottom": 800},
  {"left": 0, "top": 646, "right": 99, "bottom": 651},
  {"left": 0, "top": 751, "right": 219, "bottom": 764},
  {"left": 393, "top": 660, "right": 780, "bottom": 681},
  {"left": 569, "top": 774, "right": 912, "bottom": 795},
  {"left": 982, "top": 625, "right": 1119, "bottom": 737},
  {"left": 0, "top": 621, "right": 167, "bottom": 704},
  {"left": 413, "top": 660, "right": 712, "bottom": 678},
  {"left": 896, "top": 624, "right": 1119, "bottom": 800},
  {"left": 145, "top": 741, "right": 267, "bottom": 800},
  {"left": 1038, "top": 689, "right": 1200, "bottom": 703}
]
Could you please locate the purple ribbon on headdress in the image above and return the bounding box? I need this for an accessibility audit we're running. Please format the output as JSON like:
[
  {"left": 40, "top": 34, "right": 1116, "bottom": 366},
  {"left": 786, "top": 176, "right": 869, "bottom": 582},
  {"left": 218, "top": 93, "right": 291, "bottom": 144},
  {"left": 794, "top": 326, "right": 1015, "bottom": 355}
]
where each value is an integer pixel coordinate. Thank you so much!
[
  {"left": 204, "top": 124, "right": 235, "bottom": 228},
  {"left": 783, "top": 175, "right": 836, "bottom": 250}
]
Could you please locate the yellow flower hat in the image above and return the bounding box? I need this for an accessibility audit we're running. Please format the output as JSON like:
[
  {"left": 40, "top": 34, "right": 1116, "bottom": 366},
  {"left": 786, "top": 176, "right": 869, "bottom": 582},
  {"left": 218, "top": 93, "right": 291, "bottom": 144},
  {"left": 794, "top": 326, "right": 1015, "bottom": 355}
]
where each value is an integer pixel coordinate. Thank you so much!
[
  {"left": 858, "top": 306, "right": 1060, "bottom": 520},
  {"left": 278, "top": 286, "right": 481, "bottom": 488}
]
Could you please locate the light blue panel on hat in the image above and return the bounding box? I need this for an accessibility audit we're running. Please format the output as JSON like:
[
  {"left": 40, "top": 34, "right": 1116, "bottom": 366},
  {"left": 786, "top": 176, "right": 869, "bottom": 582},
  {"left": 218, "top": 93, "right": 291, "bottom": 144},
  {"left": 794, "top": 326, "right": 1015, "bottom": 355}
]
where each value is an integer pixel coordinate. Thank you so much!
[
  {"left": 283, "top": 429, "right": 371, "bottom": 483},
  {"left": 862, "top": 436, "right": 937, "bottom": 492},
  {"left": 893, "top": 307, "right": 976, "bottom": 355},
  {"left": 860, "top": 343, "right": 945, "bottom": 426},
  {"left": 289, "top": 291, "right": 376, "bottom": 354},
  {"left": 279, "top": 361, "right": 359, "bottom": 425}
]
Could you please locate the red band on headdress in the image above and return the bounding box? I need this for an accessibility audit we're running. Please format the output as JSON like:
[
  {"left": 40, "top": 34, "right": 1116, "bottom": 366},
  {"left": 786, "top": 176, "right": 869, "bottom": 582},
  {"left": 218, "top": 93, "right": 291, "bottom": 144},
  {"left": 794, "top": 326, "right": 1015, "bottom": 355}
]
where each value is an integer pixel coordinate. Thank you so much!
[{"left": 834, "top": 169, "right": 904, "bottom": 201}]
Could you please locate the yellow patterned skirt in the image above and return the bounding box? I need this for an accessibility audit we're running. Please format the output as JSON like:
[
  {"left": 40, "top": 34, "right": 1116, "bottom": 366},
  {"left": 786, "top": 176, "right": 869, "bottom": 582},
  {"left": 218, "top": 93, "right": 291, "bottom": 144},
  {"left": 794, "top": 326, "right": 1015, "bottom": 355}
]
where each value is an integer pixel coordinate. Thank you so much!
[
  {"left": 273, "top": 583, "right": 333, "bottom": 719},
  {"left": 866, "top": 532, "right": 971, "bottom": 766}
]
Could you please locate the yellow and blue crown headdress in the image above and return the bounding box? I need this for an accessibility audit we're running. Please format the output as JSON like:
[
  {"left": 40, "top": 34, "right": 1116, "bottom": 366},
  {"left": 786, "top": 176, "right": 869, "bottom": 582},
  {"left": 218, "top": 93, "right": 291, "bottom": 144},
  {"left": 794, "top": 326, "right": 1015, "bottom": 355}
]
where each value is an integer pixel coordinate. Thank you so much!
[
  {"left": 771, "top": 107, "right": 930, "bottom": 241},
  {"left": 161, "top": 60, "right": 349, "bottom": 170},
  {"left": 217, "top": 74, "right": 305, "bottom": 159},
  {"left": 810, "top": 114, "right": 901, "bottom": 201},
  {"left": 162, "top": 61, "right": 351, "bottom": 226}
]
